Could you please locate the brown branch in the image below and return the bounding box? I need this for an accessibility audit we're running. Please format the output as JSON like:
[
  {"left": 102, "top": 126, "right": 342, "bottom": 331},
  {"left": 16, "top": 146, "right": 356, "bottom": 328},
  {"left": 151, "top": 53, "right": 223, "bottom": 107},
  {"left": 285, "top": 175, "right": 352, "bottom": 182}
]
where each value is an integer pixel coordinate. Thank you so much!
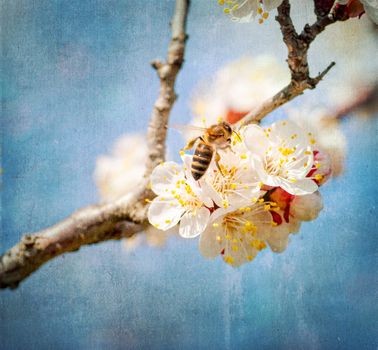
[
  {"left": 0, "top": 0, "right": 190, "bottom": 290},
  {"left": 0, "top": 201, "right": 144, "bottom": 289},
  {"left": 240, "top": 0, "right": 339, "bottom": 125},
  {"left": 146, "top": 0, "right": 189, "bottom": 176}
]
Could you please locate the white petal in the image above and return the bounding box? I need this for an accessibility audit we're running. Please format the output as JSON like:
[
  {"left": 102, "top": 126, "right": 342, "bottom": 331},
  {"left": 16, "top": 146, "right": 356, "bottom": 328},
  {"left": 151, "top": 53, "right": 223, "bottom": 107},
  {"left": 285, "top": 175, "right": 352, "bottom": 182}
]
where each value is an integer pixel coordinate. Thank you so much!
[
  {"left": 179, "top": 207, "right": 210, "bottom": 238},
  {"left": 263, "top": 0, "right": 284, "bottom": 11},
  {"left": 230, "top": 0, "right": 259, "bottom": 22},
  {"left": 266, "top": 218, "right": 301, "bottom": 253},
  {"left": 147, "top": 196, "right": 184, "bottom": 230},
  {"left": 291, "top": 191, "right": 323, "bottom": 221},
  {"left": 182, "top": 154, "right": 195, "bottom": 180},
  {"left": 361, "top": 0, "right": 378, "bottom": 24},
  {"left": 223, "top": 239, "right": 258, "bottom": 267},
  {"left": 210, "top": 207, "right": 236, "bottom": 222},
  {"left": 250, "top": 156, "right": 279, "bottom": 186},
  {"left": 199, "top": 224, "right": 223, "bottom": 259},
  {"left": 267, "top": 232, "right": 289, "bottom": 253},
  {"left": 271, "top": 119, "right": 305, "bottom": 140},
  {"left": 286, "top": 149, "right": 314, "bottom": 179},
  {"left": 250, "top": 210, "right": 272, "bottom": 240},
  {"left": 150, "top": 162, "right": 183, "bottom": 195},
  {"left": 280, "top": 178, "right": 318, "bottom": 196},
  {"left": 243, "top": 124, "right": 270, "bottom": 157},
  {"left": 201, "top": 179, "right": 224, "bottom": 208}
]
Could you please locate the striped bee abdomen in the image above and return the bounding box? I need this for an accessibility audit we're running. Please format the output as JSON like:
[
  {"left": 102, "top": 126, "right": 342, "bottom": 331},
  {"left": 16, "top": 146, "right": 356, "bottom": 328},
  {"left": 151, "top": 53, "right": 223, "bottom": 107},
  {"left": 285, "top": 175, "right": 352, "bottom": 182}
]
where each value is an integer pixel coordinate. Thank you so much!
[{"left": 192, "top": 141, "right": 213, "bottom": 180}]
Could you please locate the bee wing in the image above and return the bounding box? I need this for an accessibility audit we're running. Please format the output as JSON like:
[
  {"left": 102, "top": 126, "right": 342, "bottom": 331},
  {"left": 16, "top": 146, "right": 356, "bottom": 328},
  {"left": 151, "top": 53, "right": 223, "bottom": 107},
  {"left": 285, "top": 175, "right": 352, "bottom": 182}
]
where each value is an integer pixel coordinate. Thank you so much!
[{"left": 170, "top": 124, "right": 207, "bottom": 140}]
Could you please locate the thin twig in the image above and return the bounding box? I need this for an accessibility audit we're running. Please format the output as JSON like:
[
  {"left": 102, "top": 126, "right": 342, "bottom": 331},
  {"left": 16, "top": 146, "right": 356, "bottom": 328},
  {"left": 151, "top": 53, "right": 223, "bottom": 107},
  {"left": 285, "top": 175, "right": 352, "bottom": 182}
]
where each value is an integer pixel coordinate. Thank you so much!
[
  {"left": 240, "top": 0, "right": 339, "bottom": 125},
  {"left": 0, "top": 0, "right": 190, "bottom": 290}
]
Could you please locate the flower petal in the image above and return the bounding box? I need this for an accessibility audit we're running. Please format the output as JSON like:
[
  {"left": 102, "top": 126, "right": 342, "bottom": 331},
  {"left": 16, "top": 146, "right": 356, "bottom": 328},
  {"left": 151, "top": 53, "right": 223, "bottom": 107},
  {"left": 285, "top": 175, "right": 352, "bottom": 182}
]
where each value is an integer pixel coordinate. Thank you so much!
[
  {"left": 230, "top": 0, "right": 259, "bottom": 22},
  {"left": 243, "top": 124, "right": 270, "bottom": 157},
  {"left": 199, "top": 224, "right": 223, "bottom": 259},
  {"left": 271, "top": 119, "right": 307, "bottom": 146},
  {"left": 280, "top": 178, "right": 318, "bottom": 196},
  {"left": 147, "top": 196, "right": 184, "bottom": 230},
  {"left": 150, "top": 162, "right": 183, "bottom": 195},
  {"left": 291, "top": 191, "right": 323, "bottom": 221},
  {"left": 263, "top": 0, "right": 284, "bottom": 11},
  {"left": 179, "top": 207, "right": 211, "bottom": 238}
]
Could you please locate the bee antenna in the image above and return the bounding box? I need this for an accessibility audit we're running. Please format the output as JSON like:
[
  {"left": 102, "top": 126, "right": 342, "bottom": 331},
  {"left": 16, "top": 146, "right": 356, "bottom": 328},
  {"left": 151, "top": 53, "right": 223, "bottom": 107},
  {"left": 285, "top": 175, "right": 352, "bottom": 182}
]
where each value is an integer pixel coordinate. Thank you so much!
[{"left": 233, "top": 130, "right": 242, "bottom": 142}]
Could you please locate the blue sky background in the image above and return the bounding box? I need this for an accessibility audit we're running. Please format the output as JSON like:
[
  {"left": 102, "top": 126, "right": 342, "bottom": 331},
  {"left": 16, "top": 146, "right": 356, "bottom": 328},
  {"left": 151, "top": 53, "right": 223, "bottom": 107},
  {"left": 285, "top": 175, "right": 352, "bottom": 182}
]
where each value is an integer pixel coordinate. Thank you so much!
[{"left": 1, "top": 1, "right": 377, "bottom": 349}]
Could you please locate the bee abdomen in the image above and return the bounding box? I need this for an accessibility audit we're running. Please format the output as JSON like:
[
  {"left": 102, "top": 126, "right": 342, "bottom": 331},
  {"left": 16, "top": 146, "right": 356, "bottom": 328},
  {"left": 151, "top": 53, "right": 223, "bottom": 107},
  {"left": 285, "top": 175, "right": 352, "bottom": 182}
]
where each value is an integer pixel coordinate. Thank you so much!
[{"left": 192, "top": 142, "right": 212, "bottom": 180}]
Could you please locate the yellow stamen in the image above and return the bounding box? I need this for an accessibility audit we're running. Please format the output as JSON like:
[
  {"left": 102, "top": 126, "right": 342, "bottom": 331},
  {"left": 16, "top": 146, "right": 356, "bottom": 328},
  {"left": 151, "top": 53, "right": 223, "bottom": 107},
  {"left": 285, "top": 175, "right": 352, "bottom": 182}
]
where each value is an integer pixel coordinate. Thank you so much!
[{"left": 224, "top": 256, "right": 234, "bottom": 264}]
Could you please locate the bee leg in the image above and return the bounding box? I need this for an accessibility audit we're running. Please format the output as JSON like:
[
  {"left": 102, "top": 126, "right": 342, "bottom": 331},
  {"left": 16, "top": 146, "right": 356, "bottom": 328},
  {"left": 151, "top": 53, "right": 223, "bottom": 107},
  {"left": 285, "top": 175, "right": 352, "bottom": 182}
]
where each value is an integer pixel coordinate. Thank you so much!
[
  {"left": 181, "top": 137, "right": 198, "bottom": 152},
  {"left": 224, "top": 144, "right": 233, "bottom": 153},
  {"left": 215, "top": 152, "right": 225, "bottom": 176}
]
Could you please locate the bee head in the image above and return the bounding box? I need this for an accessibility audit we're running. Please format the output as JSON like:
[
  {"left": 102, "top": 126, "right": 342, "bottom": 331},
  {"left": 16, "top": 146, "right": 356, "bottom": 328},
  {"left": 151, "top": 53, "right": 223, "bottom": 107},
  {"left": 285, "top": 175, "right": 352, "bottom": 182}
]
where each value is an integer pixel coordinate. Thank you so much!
[{"left": 221, "top": 122, "right": 232, "bottom": 135}]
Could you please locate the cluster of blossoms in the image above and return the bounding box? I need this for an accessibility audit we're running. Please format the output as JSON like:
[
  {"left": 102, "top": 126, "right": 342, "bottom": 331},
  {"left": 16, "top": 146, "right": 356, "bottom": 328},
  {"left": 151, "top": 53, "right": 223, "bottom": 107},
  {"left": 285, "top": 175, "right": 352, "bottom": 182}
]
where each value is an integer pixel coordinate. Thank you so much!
[{"left": 148, "top": 119, "right": 331, "bottom": 267}]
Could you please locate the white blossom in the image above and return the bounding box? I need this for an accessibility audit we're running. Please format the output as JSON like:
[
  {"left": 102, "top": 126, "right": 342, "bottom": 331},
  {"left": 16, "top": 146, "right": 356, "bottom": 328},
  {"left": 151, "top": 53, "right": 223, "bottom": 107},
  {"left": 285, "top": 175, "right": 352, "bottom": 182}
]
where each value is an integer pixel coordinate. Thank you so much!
[
  {"left": 199, "top": 205, "right": 273, "bottom": 267},
  {"left": 148, "top": 161, "right": 213, "bottom": 238},
  {"left": 219, "top": 0, "right": 283, "bottom": 23},
  {"left": 243, "top": 120, "right": 318, "bottom": 195},
  {"left": 286, "top": 107, "right": 346, "bottom": 177},
  {"left": 199, "top": 147, "right": 264, "bottom": 210}
]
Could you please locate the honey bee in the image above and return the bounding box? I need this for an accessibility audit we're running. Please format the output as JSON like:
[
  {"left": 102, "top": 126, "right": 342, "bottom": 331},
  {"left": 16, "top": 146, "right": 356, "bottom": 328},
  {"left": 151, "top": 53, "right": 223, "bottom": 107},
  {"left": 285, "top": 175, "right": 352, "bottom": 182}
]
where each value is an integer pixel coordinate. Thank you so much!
[{"left": 180, "top": 121, "right": 237, "bottom": 181}]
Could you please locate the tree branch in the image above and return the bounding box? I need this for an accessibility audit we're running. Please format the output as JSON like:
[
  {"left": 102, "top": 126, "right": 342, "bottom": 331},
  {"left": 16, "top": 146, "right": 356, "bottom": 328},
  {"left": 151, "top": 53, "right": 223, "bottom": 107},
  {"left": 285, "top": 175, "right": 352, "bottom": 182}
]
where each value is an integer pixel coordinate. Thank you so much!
[
  {"left": 0, "top": 200, "right": 144, "bottom": 289},
  {"left": 0, "top": 0, "right": 190, "bottom": 290},
  {"left": 240, "top": 0, "right": 338, "bottom": 125},
  {"left": 146, "top": 0, "right": 189, "bottom": 176}
]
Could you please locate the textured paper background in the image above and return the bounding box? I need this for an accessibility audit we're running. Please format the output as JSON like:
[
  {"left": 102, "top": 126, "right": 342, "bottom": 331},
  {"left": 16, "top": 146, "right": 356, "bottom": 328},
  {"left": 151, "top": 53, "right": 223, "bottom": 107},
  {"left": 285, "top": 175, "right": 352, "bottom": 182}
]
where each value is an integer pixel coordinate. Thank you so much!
[{"left": 1, "top": 1, "right": 377, "bottom": 349}]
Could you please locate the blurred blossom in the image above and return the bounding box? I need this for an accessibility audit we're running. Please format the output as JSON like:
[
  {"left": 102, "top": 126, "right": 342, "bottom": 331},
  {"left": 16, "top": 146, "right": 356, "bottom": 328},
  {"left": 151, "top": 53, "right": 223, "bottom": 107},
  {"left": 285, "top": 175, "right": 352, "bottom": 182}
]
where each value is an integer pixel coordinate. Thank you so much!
[
  {"left": 322, "top": 17, "right": 378, "bottom": 110},
  {"left": 286, "top": 107, "right": 346, "bottom": 176},
  {"left": 94, "top": 134, "right": 147, "bottom": 202},
  {"left": 94, "top": 134, "right": 175, "bottom": 249},
  {"left": 123, "top": 226, "right": 178, "bottom": 252},
  {"left": 190, "top": 56, "right": 289, "bottom": 130}
]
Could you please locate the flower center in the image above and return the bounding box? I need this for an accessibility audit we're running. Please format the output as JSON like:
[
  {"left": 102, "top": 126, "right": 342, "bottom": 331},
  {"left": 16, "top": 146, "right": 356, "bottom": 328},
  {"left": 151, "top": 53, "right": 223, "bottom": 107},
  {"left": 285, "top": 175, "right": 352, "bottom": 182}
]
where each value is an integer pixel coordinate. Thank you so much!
[{"left": 170, "top": 180, "right": 202, "bottom": 210}]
